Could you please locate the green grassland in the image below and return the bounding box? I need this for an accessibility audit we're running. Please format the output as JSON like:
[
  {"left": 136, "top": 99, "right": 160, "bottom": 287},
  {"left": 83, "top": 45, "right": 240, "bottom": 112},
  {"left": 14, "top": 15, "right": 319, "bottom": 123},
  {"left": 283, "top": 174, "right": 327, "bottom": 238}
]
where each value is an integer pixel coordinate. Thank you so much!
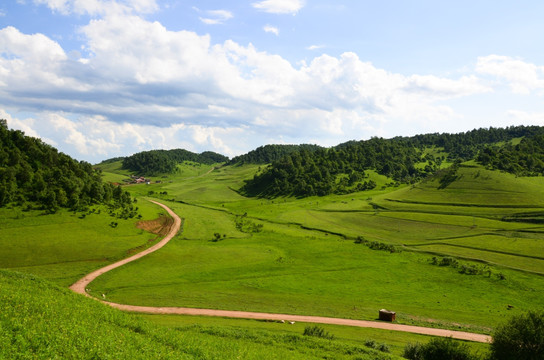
[
  {"left": 3, "top": 159, "right": 544, "bottom": 357},
  {"left": 0, "top": 200, "right": 165, "bottom": 286},
  {"left": 142, "top": 314, "right": 489, "bottom": 357},
  {"left": 84, "top": 162, "right": 544, "bottom": 335},
  {"left": 1, "top": 270, "right": 406, "bottom": 359},
  {"left": 96, "top": 160, "right": 222, "bottom": 185}
]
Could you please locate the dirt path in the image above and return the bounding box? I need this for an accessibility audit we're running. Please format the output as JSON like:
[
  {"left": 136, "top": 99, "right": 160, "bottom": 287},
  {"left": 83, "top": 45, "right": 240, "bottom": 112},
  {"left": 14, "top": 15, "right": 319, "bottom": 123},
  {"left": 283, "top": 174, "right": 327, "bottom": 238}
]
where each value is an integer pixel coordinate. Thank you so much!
[
  {"left": 70, "top": 200, "right": 491, "bottom": 343},
  {"left": 69, "top": 200, "right": 181, "bottom": 296}
]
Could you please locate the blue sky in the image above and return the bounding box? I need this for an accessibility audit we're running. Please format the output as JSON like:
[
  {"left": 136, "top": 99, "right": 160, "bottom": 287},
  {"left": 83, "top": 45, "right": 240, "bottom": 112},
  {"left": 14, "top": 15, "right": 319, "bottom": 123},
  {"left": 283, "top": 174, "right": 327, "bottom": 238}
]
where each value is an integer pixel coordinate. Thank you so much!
[{"left": 1, "top": 0, "right": 544, "bottom": 163}]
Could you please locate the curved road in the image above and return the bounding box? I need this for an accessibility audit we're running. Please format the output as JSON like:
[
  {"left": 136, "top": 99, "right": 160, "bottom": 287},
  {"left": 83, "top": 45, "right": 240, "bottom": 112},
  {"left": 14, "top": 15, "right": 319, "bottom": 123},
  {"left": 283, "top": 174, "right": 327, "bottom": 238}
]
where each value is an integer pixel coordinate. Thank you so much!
[{"left": 70, "top": 200, "right": 491, "bottom": 343}]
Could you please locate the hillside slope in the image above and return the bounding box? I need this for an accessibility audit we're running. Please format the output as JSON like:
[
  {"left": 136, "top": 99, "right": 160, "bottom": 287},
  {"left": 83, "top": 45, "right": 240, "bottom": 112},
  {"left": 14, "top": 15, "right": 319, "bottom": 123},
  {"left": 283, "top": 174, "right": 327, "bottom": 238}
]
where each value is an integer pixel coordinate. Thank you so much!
[
  {"left": 0, "top": 270, "right": 403, "bottom": 360},
  {"left": 0, "top": 120, "right": 134, "bottom": 212},
  {"left": 240, "top": 125, "right": 544, "bottom": 198}
]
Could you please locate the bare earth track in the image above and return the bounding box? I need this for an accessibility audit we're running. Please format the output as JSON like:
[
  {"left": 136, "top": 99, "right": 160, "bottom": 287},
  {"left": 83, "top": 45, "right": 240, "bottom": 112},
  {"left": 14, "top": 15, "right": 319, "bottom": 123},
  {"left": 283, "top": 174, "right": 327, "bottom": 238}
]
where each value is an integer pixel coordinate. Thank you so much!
[{"left": 70, "top": 200, "right": 491, "bottom": 343}]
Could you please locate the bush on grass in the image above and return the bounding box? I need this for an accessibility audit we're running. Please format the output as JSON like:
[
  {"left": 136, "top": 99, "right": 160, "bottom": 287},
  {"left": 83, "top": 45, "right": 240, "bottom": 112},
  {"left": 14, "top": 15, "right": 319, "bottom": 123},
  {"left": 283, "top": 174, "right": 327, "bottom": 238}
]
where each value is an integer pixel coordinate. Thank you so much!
[{"left": 403, "top": 337, "right": 474, "bottom": 360}]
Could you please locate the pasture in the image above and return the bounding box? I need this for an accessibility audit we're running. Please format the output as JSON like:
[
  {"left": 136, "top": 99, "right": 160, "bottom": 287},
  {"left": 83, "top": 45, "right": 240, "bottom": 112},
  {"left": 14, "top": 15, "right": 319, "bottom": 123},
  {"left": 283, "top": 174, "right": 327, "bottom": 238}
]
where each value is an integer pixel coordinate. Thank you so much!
[
  {"left": 87, "top": 163, "right": 544, "bottom": 333},
  {"left": 2, "top": 160, "right": 543, "bottom": 356},
  {"left": 0, "top": 270, "right": 406, "bottom": 359},
  {"left": 0, "top": 200, "right": 165, "bottom": 286}
]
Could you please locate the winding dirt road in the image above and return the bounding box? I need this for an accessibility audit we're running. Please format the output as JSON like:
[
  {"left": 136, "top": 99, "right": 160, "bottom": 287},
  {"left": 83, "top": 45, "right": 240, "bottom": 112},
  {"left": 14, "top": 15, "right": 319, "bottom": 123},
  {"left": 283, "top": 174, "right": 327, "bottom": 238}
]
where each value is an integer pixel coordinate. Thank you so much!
[{"left": 70, "top": 200, "right": 491, "bottom": 343}]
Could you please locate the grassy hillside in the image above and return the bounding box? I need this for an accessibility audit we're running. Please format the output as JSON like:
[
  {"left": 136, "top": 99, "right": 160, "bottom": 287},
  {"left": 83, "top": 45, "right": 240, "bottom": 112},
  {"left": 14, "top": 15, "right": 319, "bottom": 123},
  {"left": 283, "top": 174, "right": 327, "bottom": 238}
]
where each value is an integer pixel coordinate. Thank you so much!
[
  {"left": 0, "top": 270, "right": 406, "bottom": 359},
  {"left": 81, "top": 162, "right": 544, "bottom": 335},
  {"left": 0, "top": 199, "right": 166, "bottom": 286},
  {"left": 4, "top": 126, "right": 544, "bottom": 358}
]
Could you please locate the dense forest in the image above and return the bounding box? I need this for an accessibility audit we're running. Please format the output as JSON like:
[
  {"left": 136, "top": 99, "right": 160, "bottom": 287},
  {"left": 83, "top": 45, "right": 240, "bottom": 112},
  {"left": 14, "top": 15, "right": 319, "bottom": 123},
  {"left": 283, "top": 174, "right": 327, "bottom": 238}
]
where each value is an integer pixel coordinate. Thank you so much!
[
  {"left": 122, "top": 149, "right": 228, "bottom": 175},
  {"left": 228, "top": 144, "right": 323, "bottom": 165},
  {"left": 241, "top": 138, "right": 425, "bottom": 197},
  {"left": 477, "top": 134, "right": 544, "bottom": 175},
  {"left": 0, "top": 120, "right": 134, "bottom": 213},
  {"left": 241, "top": 125, "right": 544, "bottom": 198}
]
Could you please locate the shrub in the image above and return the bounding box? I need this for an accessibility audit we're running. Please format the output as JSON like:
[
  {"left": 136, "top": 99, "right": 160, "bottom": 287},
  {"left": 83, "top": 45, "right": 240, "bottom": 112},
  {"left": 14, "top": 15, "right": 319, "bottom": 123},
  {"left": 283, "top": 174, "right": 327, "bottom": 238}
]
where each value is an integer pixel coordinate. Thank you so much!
[
  {"left": 211, "top": 232, "right": 222, "bottom": 242},
  {"left": 403, "top": 343, "right": 423, "bottom": 359},
  {"left": 303, "top": 326, "right": 334, "bottom": 340},
  {"left": 439, "top": 257, "right": 459, "bottom": 268},
  {"left": 459, "top": 264, "right": 482, "bottom": 275},
  {"left": 363, "top": 339, "right": 391, "bottom": 353},
  {"left": 403, "top": 337, "right": 474, "bottom": 360},
  {"left": 354, "top": 236, "right": 366, "bottom": 244},
  {"left": 489, "top": 310, "right": 544, "bottom": 360}
]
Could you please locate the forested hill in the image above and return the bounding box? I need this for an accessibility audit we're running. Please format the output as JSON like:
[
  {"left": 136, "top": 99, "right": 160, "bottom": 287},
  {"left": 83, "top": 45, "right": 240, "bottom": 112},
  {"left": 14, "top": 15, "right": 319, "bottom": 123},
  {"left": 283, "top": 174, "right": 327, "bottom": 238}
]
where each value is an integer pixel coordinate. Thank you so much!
[
  {"left": 0, "top": 120, "right": 133, "bottom": 212},
  {"left": 121, "top": 149, "right": 229, "bottom": 175},
  {"left": 477, "top": 133, "right": 544, "bottom": 175},
  {"left": 228, "top": 144, "right": 323, "bottom": 165},
  {"left": 241, "top": 125, "right": 544, "bottom": 198}
]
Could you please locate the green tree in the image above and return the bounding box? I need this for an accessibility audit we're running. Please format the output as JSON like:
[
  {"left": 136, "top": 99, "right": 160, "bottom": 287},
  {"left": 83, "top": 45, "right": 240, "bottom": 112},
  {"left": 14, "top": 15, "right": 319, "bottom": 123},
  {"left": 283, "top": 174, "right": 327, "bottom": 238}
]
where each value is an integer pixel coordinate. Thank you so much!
[{"left": 489, "top": 310, "right": 544, "bottom": 360}]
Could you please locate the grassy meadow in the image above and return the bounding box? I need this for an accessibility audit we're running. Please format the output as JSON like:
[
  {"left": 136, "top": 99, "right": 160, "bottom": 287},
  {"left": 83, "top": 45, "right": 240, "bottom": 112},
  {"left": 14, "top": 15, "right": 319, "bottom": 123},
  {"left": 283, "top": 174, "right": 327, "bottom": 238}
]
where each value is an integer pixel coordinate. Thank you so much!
[
  {"left": 1, "top": 270, "right": 407, "bottom": 359},
  {"left": 3, "top": 159, "right": 544, "bottom": 358},
  {"left": 88, "top": 162, "right": 544, "bottom": 333},
  {"left": 0, "top": 199, "right": 166, "bottom": 286}
]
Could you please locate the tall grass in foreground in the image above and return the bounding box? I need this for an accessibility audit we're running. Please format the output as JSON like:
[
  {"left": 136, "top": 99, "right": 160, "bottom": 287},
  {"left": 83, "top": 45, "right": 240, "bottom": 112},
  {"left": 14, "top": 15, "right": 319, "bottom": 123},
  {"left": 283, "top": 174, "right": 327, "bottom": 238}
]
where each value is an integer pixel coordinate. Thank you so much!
[{"left": 0, "top": 270, "right": 403, "bottom": 359}]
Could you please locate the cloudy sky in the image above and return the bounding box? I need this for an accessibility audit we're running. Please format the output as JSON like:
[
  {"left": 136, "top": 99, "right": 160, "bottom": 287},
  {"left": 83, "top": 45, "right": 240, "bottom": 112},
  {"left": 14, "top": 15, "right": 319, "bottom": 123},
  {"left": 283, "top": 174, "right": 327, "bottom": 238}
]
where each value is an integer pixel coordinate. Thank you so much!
[{"left": 1, "top": 0, "right": 544, "bottom": 163}]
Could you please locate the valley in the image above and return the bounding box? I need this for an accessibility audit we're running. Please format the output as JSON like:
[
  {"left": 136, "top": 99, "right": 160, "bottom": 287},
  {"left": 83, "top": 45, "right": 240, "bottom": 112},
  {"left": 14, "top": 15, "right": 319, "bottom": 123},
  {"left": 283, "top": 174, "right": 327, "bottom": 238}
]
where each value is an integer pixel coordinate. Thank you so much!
[{"left": 2, "top": 124, "right": 544, "bottom": 358}]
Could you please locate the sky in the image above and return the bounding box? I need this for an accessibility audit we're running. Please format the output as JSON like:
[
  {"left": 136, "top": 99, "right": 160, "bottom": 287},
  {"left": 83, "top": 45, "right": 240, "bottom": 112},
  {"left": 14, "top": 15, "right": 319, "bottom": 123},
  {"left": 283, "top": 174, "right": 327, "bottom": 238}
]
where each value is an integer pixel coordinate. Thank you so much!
[{"left": 1, "top": 0, "right": 544, "bottom": 163}]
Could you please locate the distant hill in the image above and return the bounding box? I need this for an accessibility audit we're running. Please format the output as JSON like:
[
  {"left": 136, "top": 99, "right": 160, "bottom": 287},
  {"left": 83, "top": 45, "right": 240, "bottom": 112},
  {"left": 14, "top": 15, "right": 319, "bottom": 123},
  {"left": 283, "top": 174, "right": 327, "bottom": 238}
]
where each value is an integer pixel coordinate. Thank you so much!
[
  {"left": 120, "top": 149, "right": 229, "bottom": 176},
  {"left": 228, "top": 144, "right": 323, "bottom": 165},
  {"left": 0, "top": 119, "right": 133, "bottom": 212},
  {"left": 241, "top": 125, "right": 544, "bottom": 198}
]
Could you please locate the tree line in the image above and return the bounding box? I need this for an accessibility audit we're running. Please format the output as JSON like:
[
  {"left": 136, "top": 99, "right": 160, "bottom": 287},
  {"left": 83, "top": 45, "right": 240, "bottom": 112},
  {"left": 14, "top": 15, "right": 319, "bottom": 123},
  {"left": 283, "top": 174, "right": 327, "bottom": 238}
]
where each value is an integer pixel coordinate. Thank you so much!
[
  {"left": 240, "top": 125, "right": 544, "bottom": 198},
  {"left": 241, "top": 138, "right": 428, "bottom": 197},
  {"left": 0, "top": 119, "right": 133, "bottom": 213},
  {"left": 228, "top": 144, "right": 323, "bottom": 165},
  {"left": 122, "top": 149, "right": 228, "bottom": 175}
]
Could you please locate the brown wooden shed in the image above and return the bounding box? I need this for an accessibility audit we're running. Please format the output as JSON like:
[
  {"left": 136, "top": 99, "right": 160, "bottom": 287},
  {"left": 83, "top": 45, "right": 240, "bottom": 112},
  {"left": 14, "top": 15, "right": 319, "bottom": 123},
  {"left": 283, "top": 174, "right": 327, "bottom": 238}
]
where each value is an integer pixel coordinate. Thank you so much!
[{"left": 379, "top": 309, "right": 396, "bottom": 322}]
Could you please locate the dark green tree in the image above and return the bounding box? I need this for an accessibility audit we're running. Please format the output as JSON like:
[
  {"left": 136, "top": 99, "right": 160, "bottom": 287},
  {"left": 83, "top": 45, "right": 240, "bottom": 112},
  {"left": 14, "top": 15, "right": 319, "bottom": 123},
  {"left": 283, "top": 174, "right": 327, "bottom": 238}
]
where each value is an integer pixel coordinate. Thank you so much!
[{"left": 489, "top": 310, "right": 544, "bottom": 360}]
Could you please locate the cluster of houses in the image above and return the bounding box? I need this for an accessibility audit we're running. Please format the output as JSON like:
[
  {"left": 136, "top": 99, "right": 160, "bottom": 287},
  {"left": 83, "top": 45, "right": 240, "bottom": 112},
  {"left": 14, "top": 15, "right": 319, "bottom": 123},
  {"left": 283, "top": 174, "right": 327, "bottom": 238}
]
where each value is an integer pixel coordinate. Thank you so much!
[{"left": 128, "top": 175, "right": 151, "bottom": 185}]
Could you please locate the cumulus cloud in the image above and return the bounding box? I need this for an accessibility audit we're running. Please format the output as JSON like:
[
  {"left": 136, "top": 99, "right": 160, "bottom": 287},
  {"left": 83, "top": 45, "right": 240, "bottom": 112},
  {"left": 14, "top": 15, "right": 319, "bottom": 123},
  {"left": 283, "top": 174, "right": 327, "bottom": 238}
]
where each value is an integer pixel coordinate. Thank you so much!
[
  {"left": 476, "top": 55, "right": 544, "bottom": 94},
  {"left": 252, "top": 0, "right": 305, "bottom": 15},
  {"left": 2, "top": 109, "right": 246, "bottom": 162},
  {"left": 263, "top": 25, "right": 279, "bottom": 36},
  {"left": 0, "top": 13, "right": 523, "bottom": 162},
  {"left": 199, "top": 9, "right": 233, "bottom": 25}
]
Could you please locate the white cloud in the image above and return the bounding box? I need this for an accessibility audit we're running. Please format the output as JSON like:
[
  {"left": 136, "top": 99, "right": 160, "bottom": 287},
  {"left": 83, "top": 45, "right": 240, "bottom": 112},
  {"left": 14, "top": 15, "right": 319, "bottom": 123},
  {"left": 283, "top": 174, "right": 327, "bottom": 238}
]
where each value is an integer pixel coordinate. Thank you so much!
[
  {"left": 1, "top": 109, "right": 246, "bottom": 161},
  {"left": 199, "top": 9, "right": 233, "bottom": 25},
  {"left": 252, "top": 0, "right": 305, "bottom": 15},
  {"left": 405, "top": 74, "right": 491, "bottom": 99},
  {"left": 0, "top": 26, "right": 66, "bottom": 63},
  {"left": 476, "top": 55, "right": 544, "bottom": 94},
  {"left": 0, "top": 26, "right": 74, "bottom": 93},
  {"left": 1, "top": 15, "right": 529, "bottom": 163},
  {"left": 507, "top": 110, "right": 544, "bottom": 125},
  {"left": 263, "top": 25, "right": 279, "bottom": 36},
  {"left": 32, "top": 0, "right": 159, "bottom": 16},
  {"left": 306, "top": 44, "right": 325, "bottom": 51}
]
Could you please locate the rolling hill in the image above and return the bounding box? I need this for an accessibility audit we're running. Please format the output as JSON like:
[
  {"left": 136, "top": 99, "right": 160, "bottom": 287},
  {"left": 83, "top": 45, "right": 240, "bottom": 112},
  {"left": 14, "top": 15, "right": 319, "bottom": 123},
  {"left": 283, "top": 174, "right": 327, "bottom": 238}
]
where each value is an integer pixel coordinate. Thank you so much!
[{"left": 2, "top": 124, "right": 544, "bottom": 358}]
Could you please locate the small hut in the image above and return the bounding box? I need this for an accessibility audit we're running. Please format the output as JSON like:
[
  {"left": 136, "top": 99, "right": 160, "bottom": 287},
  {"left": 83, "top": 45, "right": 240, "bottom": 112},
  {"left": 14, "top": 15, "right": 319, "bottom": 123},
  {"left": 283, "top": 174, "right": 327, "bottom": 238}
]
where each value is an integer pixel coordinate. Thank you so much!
[{"left": 379, "top": 309, "right": 396, "bottom": 322}]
